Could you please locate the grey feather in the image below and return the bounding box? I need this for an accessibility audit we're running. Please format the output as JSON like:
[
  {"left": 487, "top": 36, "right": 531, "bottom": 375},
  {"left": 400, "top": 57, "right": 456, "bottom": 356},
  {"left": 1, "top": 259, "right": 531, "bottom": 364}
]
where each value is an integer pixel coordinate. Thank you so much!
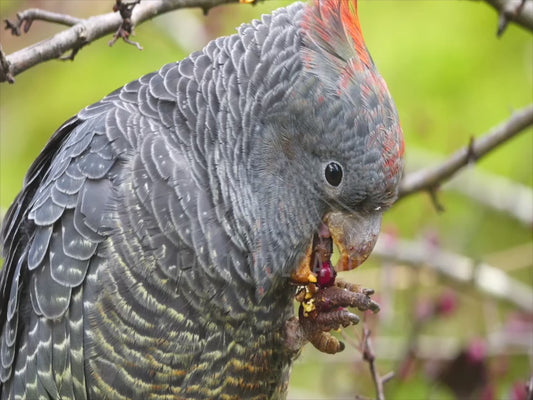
[
  {"left": 6, "top": 251, "right": 24, "bottom": 322},
  {"left": 65, "top": 129, "right": 96, "bottom": 158},
  {"left": 64, "top": 160, "right": 85, "bottom": 180},
  {"left": 48, "top": 151, "right": 71, "bottom": 181},
  {"left": 61, "top": 211, "right": 98, "bottom": 261},
  {"left": 0, "top": 333, "right": 13, "bottom": 381},
  {"left": 32, "top": 263, "right": 72, "bottom": 319},
  {"left": 75, "top": 151, "right": 115, "bottom": 180},
  {"left": 51, "top": 183, "right": 78, "bottom": 208},
  {"left": 28, "top": 225, "right": 53, "bottom": 270},
  {"left": 72, "top": 202, "right": 104, "bottom": 243},
  {"left": 30, "top": 195, "right": 65, "bottom": 226},
  {"left": 36, "top": 319, "right": 58, "bottom": 398},
  {"left": 78, "top": 179, "right": 113, "bottom": 234},
  {"left": 50, "top": 234, "right": 91, "bottom": 287}
]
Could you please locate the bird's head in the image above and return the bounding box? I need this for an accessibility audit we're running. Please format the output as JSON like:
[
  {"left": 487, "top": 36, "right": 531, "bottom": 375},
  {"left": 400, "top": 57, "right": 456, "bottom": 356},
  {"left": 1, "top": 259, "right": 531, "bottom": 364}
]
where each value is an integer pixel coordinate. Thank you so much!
[{"left": 245, "top": 0, "right": 404, "bottom": 298}]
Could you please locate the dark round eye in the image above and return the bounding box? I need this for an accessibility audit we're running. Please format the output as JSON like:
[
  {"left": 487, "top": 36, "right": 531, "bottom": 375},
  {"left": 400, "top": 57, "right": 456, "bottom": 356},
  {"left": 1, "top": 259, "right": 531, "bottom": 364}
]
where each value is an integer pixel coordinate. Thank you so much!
[{"left": 325, "top": 162, "right": 343, "bottom": 187}]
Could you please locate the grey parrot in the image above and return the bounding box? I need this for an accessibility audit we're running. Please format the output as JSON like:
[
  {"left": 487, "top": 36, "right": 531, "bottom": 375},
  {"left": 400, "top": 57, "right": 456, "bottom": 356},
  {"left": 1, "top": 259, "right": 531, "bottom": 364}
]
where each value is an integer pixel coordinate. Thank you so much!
[{"left": 0, "top": 0, "right": 404, "bottom": 398}]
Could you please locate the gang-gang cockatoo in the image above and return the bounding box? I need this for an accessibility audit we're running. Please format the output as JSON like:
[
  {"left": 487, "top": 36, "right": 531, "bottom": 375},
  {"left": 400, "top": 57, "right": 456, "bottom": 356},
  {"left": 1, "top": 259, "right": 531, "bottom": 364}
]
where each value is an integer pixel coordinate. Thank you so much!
[{"left": 0, "top": 0, "right": 405, "bottom": 398}]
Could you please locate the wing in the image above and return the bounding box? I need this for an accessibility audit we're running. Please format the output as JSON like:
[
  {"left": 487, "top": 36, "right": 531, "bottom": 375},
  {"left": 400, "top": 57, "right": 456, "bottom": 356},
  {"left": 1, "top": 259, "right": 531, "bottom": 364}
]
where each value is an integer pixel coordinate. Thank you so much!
[
  {"left": 0, "top": 84, "right": 128, "bottom": 398},
  {"left": 0, "top": 57, "right": 242, "bottom": 397}
]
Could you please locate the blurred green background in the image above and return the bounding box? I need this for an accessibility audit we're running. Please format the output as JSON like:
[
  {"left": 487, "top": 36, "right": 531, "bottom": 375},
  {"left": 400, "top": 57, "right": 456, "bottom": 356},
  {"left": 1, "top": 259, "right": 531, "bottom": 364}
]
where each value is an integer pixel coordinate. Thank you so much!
[{"left": 0, "top": 1, "right": 532, "bottom": 399}]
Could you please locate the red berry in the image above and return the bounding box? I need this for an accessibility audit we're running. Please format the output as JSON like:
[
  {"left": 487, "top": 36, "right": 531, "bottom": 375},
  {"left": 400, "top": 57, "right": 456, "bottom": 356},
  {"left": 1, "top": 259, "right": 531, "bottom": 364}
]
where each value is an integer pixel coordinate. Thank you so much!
[{"left": 317, "top": 261, "right": 336, "bottom": 287}]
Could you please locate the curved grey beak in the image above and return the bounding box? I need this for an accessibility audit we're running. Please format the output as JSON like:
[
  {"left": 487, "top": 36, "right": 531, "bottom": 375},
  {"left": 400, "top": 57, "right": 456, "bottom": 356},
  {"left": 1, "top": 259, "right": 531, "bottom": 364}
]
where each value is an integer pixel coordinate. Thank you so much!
[{"left": 324, "top": 211, "right": 382, "bottom": 271}]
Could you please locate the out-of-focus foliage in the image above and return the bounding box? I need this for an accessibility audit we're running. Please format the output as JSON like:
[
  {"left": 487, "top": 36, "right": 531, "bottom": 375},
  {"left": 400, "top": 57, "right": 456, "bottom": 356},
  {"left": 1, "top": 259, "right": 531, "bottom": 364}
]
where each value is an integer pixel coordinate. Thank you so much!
[{"left": 0, "top": 1, "right": 531, "bottom": 399}]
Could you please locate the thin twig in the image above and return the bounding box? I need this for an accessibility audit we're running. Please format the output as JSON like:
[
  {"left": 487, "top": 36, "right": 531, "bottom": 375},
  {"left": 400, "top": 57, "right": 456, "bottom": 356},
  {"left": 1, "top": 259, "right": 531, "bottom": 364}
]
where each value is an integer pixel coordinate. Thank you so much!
[
  {"left": 361, "top": 323, "right": 392, "bottom": 400},
  {"left": 382, "top": 372, "right": 395, "bottom": 384},
  {"left": 343, "top": 319, "right": 394, "bottom": 399},
  {"left": 363, "top": 329, "right": 385, "bottom": 400},
  {"left": 398, "top": 104, "right": 533, "bottom": 201},
  {"left": 427, "top": 187, "right": 445, "bottom": 213}
]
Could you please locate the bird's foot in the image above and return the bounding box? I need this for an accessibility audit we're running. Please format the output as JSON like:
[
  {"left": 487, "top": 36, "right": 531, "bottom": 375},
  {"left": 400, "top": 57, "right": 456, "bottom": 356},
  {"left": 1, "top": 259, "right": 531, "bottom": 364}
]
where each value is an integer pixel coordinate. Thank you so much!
[{"left": 286, "top": 279, "right": 379, "bottom": 354}]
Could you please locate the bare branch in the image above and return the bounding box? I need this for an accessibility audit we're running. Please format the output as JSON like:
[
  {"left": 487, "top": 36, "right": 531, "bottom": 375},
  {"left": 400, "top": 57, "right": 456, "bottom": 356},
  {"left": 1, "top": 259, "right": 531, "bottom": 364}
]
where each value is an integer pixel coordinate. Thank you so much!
[
  {"left": 402, "top": 147, "right": 533, "bottom": 226},
  {"left": 481, "top": 0, "right": 533, "bottom": 35},
  {"left": 0, "top": 0, "right": 256, "bottom": 83},
  {"left": 398, "top": 104, "right": 533, "bottom": 201}
]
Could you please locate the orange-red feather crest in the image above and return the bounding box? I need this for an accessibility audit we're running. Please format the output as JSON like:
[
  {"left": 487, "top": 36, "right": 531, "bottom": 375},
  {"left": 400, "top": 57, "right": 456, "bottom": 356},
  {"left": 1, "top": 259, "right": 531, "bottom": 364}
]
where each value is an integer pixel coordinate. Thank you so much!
[
  {"left": 302, "top": 0, "right": 372, "bottom": 76},
  {"left": 339, "top": 0, "right": 372, "bottom": 68}
]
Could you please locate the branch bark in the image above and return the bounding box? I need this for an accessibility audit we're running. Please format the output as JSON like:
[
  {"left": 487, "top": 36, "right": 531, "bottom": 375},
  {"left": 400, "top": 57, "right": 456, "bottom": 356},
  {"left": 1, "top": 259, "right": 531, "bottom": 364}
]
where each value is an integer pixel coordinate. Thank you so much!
[
  {"left": 0, "top": 0, "right": 252, "bottom": 83},
  {"left": 398, "top": 104, "right": 533, "bottom": 202}
]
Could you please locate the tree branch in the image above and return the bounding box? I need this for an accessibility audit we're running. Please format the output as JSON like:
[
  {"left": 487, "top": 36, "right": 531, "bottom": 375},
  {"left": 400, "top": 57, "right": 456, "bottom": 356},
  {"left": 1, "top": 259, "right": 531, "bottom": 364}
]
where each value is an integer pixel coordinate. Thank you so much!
[
  {"left": 403, "top": 147, "right": 533, "bottom": 226},
  {"left": 398, "top": 104, "right": 533, "bottom": 202},
  {"left": 0, "top": 0, "right": 256, "bottom": 83},
  {"left": 481, "top": 0, "right": 533, "bottom": 35},
  {"left": 360, "top": 325, "right": 392, "bottom": 400}
]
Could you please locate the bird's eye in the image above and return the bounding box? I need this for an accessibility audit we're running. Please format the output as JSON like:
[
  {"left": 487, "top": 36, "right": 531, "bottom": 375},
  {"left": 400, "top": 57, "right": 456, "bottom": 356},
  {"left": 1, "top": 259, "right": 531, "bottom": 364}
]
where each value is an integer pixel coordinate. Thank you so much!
[{"left": 324, "top": 162, "right": 343, "bottom": 187}]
